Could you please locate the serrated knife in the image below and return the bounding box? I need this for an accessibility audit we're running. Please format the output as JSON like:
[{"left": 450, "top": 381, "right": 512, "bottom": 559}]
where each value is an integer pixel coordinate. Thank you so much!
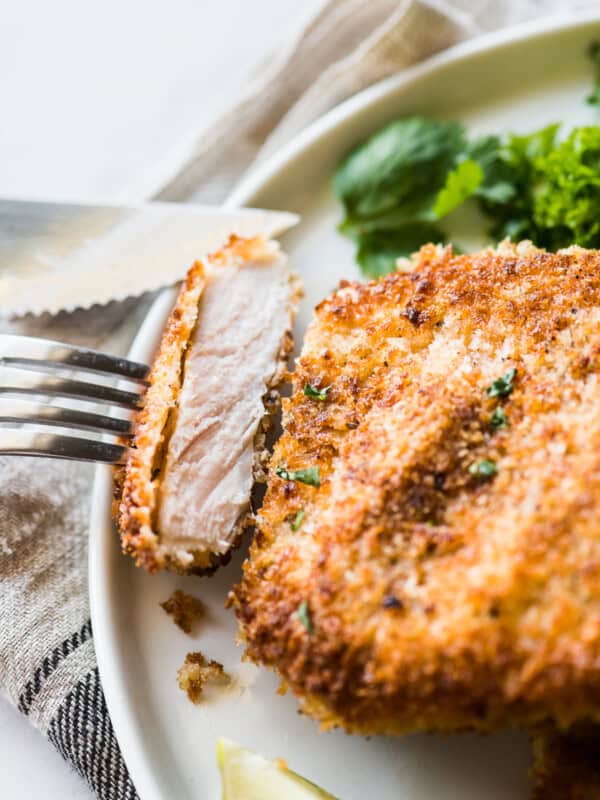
[{"left": 0, "top": 198, "right": 299, "bottom": 317}]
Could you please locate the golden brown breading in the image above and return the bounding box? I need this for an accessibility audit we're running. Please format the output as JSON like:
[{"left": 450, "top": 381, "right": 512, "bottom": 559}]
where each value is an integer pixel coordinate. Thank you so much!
[
  {"left": 118, "top": 253, "right": 207, "bottom": 573},
  {"left": 530, "top": 724, "right": 600, "bottom": 799},
  {"left": 160, "top": 589, "right": 205, "bottom": 634},
  {"left": 234, "top": 241, "right": 600, "bottom": 735}
]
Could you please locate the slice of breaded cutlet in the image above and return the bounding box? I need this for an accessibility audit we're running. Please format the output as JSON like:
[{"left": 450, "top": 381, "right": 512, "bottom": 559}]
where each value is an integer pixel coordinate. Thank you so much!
[
  {"left": 118, "top": 236, "right": 300, "bottom": 574},
  {"left": 234, "top": 241, "right": 600, "bottom": 735}
]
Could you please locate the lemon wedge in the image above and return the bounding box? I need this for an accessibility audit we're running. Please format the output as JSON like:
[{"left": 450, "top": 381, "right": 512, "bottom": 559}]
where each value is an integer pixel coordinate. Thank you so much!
[{"left": 217, "top": 737, "right": 337, "bottom": 800}]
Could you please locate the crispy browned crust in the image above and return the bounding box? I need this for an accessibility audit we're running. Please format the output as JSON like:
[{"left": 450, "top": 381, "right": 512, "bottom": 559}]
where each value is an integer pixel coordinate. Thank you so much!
[
  {"left": 117, "top": 235, "right": 297, "bottom": 574},
  {"left": 530, "top": 724, "right": 600, "bottom": 799},
  {"left": 234, "top": 241, "right": 600, "bottom": 735},
  {"left": 118, "top": 252, "right": 207, "bottom": 573}
]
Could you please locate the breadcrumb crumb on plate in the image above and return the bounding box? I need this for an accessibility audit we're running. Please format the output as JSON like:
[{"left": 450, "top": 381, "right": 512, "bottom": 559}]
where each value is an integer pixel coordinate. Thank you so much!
[
  {"left": 160, "top": 590, "right": 205, "bottom": 634},
  {"left": 177, "top": 652, "right": 231, "bottom": 705}
]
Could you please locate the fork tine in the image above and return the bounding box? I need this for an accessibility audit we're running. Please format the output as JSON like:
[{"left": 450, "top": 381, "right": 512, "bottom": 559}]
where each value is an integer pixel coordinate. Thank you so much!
[
  {"left": 0, "top": 334, "right": 149, "bottom": 383},
  {"left": 0, "top": 366, "right": 143, "bottom": 409},
  {"left": 0, "top": 397, "right": 133, "bottom": 436},
  {"left": 0, "top": 428, "right": 127, "bottom": 464}
]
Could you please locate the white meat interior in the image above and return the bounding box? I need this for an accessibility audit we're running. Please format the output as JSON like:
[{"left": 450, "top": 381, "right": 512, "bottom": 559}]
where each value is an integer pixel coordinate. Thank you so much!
[{"left": 157, "top": 242, "right": 293, "bottom": 562}]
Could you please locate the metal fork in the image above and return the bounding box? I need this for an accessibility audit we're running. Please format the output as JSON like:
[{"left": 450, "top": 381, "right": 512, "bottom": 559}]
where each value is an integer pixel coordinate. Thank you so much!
[{"left": 0, "top": 335, "right": 149, "bottom": 464}]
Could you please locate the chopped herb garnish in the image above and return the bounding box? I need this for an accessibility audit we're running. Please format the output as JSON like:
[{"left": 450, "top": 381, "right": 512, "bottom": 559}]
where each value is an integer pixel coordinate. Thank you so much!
[
  {"left": 297, "top": 600, "right": 313, "bottom": 632},
  {"left": 487, "top": 368, "right": 516, "bottom": 398},
  {"left": 304, "top": 383, "right": 331, "bottom": 401},
  {"left": 469, "top": 459, "right": 498, "bottom": 479},
  {"left": 290, "top": 509, "right": 305, "bottom": 531},
  {"left": 276, "top": 465, "right": 321, "bottom": 488},
  {"left": 490, "top": 406, "right": 508, "bottom": 430}
]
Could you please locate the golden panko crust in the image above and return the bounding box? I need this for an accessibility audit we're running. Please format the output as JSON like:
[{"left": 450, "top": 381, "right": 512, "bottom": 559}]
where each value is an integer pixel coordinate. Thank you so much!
[
  {"left": 118, "top": 253, "right": 207, "bottom": 573},
  {"left": 117, "top": 235, "right": 294, "bottom": 574},
  {"left": 234, "top": 241, "right": 600, "bottom": 735},
  {"left": 530, "top": 724, "right": 600, "bottom": 799}
]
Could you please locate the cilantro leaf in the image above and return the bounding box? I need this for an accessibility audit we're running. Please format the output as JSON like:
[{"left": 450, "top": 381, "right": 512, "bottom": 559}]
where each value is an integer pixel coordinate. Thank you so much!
[
  {"left": 356, "top": 224, "right": 446, "bottom": 278},
  {"left": 334, "top": 118, "right": 466, "bottom": 221},
  {"left": 467, "top": 134, "right": 517, "bottom": 204},
  {"left": 433, "top": 159, "right": 483, "bottom": 218},
  {"left": 334, "top": 119, "right": 516, "bottom": 278}
]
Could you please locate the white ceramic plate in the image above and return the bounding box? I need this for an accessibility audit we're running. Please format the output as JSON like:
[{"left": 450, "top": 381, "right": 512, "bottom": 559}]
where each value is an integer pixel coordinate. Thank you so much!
[{"left": 90, "top": 13, "right": 600, "bottom": 800}]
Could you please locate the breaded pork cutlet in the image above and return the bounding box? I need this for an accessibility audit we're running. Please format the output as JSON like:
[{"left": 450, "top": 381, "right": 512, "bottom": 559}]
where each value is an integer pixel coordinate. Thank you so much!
[
  {"left": 118, "top": 236, "right": 300, "bottom": 573},
  {"left": 234, "top": 241, "right": 600, "bottom": 735},
  {"left": 530, "top": 724, "right": 600, "bottom": 799}
]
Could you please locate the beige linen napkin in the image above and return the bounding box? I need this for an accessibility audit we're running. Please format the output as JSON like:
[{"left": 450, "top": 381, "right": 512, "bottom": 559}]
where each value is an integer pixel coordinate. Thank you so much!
[
  {"left": 0, "top": 2, "right": 594, "bottom": 798},
  {"left": 156, "top": 0, "right": 595, "bottom": 204}
]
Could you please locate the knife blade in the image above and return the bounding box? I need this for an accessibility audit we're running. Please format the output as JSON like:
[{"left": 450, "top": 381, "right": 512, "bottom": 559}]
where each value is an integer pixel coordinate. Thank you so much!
[{"left": 0, "top": 198, "right": 299, "bottom": 317}]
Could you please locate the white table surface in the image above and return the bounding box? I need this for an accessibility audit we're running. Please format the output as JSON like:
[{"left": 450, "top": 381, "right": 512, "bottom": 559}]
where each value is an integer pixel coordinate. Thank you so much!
[{"left": 0, "top": 0, "right": 322, "bottom": 796}]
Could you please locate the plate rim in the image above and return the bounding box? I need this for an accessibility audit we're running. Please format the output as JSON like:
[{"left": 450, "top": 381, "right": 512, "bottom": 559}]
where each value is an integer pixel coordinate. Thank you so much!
[
  {"left": 89, "top": 11, "right": 600, "bottom": 800},
  {"left": 226, "top": 9, "right": 600, "bottom": 209}
]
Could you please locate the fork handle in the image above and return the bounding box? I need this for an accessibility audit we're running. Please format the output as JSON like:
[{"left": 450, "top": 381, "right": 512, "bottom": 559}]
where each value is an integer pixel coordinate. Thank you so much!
[{"left": 0, "top": 429, "right": 127, "bottom": 464}]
